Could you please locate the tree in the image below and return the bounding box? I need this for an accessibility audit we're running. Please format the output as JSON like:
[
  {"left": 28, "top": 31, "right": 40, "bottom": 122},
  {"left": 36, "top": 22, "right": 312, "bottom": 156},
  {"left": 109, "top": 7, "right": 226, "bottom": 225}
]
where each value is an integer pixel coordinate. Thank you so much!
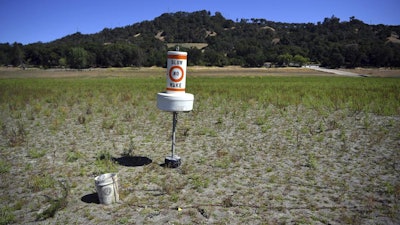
[
  {"left": 67, "top": 47, "right": 89, "bottom": 69},
  {"left": 244, "top": 52, "right": 264, "bottom": 67},
  {"left": 343, "top": 44, "right": 362, "bottom": 68},
  {"left": 277, "top": 53, "right": 293, "bottom": 66},
  {"left": 321, "top": 48, "right": 344, "bottom": 68},
  {"left": 187, "top": 48, "right": 203, "bottom": 65},
  {"left": 203, "top": 49, "right": 227, "bottom": 67},
  {"left": 11, "top": 42, "right": 25, "bottom": 67},
  {"left": 58, "top": 57, "right": 67, "bottom": 68},
  {"left": 293, "top": 54, "right": 309, "bottom": 67},
  {"left": 0, "top": 43, "right": 12, "bottom": 65},
  {"left": 1, "top": 11, "right": 399, "bottom": 68}
]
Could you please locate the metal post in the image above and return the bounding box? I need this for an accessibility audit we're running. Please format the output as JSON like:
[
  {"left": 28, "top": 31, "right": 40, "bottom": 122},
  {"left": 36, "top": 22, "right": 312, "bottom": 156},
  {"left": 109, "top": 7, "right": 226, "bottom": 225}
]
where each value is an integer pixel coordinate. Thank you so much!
[
  {"left": 171, "top": 111, "right": 178, "bottom": 157},
  {"left": 165, "top": 111, "right": 181, "bottom": 168}
]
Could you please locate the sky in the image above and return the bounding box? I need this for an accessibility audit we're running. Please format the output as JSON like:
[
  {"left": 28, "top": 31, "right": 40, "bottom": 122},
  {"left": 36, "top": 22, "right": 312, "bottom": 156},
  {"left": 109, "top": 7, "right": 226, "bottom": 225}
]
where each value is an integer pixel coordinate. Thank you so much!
[{"left": 1, "top": 0, "right": 399, "bottom": 44}]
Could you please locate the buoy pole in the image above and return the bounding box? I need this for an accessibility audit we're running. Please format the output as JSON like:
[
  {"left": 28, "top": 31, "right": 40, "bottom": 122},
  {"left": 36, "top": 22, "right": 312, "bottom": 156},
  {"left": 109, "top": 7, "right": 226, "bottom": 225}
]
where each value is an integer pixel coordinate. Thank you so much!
[
  {"left": 171, "top": 111, "right": 178, "bottom": 158},
  {"left": 165, "top": 111, "right": 181, "bottom": 168}
]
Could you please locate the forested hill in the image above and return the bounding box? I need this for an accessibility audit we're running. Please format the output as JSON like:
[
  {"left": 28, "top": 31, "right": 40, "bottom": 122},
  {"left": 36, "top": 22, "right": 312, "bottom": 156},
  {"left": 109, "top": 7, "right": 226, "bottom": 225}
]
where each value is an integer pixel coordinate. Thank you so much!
[{"left": 1, "top": 10, "right": 400, "bottom": 69}]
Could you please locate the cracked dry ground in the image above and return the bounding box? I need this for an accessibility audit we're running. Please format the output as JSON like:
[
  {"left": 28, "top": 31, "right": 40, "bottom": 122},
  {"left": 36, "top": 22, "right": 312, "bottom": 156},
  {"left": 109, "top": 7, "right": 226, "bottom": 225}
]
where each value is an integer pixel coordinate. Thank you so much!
[{"left": 1, "top": 96, "right": 400, "bottom": 224}]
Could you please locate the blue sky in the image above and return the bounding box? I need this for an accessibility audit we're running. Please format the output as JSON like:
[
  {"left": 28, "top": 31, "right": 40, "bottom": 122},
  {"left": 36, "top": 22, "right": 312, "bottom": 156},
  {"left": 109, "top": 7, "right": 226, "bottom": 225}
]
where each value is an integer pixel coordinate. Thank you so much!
[{"left": 1, "top": 0, "right": 399, "bottom": 44}]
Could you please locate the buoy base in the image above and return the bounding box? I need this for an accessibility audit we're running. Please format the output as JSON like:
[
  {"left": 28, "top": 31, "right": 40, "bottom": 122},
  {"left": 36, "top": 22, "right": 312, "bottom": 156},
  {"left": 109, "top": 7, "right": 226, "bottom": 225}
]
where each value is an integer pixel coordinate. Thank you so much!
[
  {"left": 165, "top": 155, "right": 181, "bottom": 168},
  {"left": 157, "top": 92, "right": 194, "bottom": 112}
]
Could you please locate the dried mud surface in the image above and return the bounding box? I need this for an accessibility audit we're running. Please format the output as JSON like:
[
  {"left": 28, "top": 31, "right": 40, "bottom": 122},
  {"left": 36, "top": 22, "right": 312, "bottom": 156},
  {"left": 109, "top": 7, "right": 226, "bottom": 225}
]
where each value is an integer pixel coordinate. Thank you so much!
[
  {"left": 1, "top": 66, "right": 399, "bottom": 78},
  {"left": 1, "top": 96, "right": 400, "bottom": 224}
]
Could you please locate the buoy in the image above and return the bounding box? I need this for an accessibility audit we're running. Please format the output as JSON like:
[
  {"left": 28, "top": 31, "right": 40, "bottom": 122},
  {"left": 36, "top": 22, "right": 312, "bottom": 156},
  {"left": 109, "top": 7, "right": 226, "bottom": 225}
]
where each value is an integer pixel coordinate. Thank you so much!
[
  {"left": 157, "top": 50, "right": 194, "bottom": 168},
  {"left": 166, "top": 51, "right": 187, "bottom": 94}
]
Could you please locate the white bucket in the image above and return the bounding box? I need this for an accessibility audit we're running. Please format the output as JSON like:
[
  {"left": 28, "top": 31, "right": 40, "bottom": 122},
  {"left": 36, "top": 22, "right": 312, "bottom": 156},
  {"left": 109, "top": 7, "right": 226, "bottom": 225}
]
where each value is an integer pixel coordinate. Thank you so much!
[{"left": 94, "top": 173, "right": 119, "bottom": 205}]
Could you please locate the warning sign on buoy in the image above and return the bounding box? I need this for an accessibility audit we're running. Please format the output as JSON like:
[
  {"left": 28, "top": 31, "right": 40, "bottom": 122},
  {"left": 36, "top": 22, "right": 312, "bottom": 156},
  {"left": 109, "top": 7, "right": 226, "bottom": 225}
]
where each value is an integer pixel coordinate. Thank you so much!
[
  {"left": 166, "top": 51, "right": 187, "bottom": 93},
  {"left": 169, "top": 66, "right": 184, "bottom": 82}
]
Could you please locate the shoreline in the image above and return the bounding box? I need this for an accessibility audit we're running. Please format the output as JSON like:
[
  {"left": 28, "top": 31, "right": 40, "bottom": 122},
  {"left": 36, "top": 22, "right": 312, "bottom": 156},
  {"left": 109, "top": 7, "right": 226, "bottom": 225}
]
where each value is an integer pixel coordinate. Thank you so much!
[{"left": 0, "top": 66, "right": 399, "bottom": 78}]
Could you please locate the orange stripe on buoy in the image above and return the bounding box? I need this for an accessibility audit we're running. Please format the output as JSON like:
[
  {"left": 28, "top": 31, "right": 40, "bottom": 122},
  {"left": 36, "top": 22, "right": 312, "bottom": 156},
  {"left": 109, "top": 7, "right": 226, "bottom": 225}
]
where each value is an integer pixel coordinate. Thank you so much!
[
  {"left": 168, "top": 55, "right": 187, "bottom": 60},
  {"left": 166, "top": 87, "right": 186, "bottom": 91}
]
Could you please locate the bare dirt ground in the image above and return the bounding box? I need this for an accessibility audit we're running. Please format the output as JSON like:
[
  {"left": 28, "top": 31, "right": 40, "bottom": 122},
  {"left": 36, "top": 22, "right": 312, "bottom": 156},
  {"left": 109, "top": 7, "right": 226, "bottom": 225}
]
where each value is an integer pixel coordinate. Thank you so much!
[
  {"left": 308, "top": 66, "right": 400, "bottom": 78},
  {"left": 340, "top": 67, "right": 400, "bottom": 78},
  {"left": 0, "top": 67, "right": 399, "bottom": 224},
  {"left": 1, "top": 66, "right": 399, "bottom": 78},
  {"left": 1, "top": 103, "right": 399, "bottom": 224}
]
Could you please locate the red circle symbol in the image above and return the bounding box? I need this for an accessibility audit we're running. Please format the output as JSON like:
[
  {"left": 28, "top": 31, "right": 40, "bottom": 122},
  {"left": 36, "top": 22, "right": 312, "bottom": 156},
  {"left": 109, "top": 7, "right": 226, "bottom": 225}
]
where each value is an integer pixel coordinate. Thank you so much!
[{"left": 169, "top": 66, "right": 184, "bottom": 82}]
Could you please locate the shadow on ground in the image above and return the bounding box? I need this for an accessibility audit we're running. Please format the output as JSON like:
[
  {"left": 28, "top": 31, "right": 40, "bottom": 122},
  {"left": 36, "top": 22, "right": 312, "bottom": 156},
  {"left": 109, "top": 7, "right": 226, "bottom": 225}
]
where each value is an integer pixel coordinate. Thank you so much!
[
  {"left": 81, "top": 193, "right": 100, "bottom": 204},
  {"left": 113, "top": 156, "right": 152, "bottom": 167}
]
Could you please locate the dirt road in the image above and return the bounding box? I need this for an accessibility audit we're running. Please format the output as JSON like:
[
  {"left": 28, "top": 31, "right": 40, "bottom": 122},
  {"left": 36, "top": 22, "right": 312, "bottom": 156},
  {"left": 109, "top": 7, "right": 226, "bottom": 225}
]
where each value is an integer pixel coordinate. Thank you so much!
[{"left": 307, "top": 66, "right": 366, "bottom": 77}]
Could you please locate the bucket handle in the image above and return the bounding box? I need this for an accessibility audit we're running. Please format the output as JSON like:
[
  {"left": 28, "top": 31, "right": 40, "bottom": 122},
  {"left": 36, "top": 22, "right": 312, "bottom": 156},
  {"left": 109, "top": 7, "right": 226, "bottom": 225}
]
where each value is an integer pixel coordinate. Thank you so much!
[{"left": 112, "top": 175, "right": 118, "bottom": 203}]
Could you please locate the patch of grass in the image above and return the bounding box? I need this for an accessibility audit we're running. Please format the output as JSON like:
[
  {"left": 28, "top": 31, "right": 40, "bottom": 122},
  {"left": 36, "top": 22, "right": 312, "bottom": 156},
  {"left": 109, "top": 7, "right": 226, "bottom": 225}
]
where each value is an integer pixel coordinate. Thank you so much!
[
  {"left": 261, "top": 124, "right": 271, "bottom": 133},
  {"left": 7, "top": 123, "right": 26, "bottom": 147},
  {"left": 101, "top": 118, "right": 116, "bottom": 130},
  {"left": 117, "top": 217, "right": 130, "bottom": 224},
  {"left": 237, "top": 122, "right": 248, "bottom": 130},
  {"left": 13, "top": 199, "right": 25, "bottom": 211},
  {"left": 66, "top": 149, "right": 83, "bottom": 162},
  {"left": 189, "top": 174, "right": 210, "bottom": 191},
  {"left": 215, "top": 157, "right": 232, "bottom": 169},
  {"left": 169, "top": 193, "right": 179, "bottom": 202},
  {"left": 95, "top": 150, "right": 118, "bottom": 174},
  {"left": 255, "top": 116, "right": 267, "bottom": 126},
  {"left": 266, "top": 167, "right": 273, "bottom": 173},
  {"left": 158, "top": 173, "right": 188, "bottom": 195},
  {"left": 306, "top": 153, "right": 318, "bottom": 169},
  {"left": 215, "top": 117, "right": 224, "bottom": 125},
  {"left": 36, "top": 180, "right": 69, "bottom": 221},
  {"left": 384, "top": 182, "right": 396, "bottom": 195},
  {"left": 0, "top": 160, "right": 11, "bottom": 174},
  {"left": 28, "top": 148, "right": 47, "bottom": 159},
  {"left": 191, "top": 76, "right": 400, "bottom": 115},
  {"left": 77, "top": 114, "right": 86, "bottom": 125},
  {"left": 197, "top": 127, "right": 217, "bottom": 137},
  {"left": 0, "top": 206, "right": 15, "bottom": 225},
  {"left": 29, "top": 174, "right": 56, "bottom": 192},
  {"left": 122, "top": 139, "right": 136, "bottom": 157}
]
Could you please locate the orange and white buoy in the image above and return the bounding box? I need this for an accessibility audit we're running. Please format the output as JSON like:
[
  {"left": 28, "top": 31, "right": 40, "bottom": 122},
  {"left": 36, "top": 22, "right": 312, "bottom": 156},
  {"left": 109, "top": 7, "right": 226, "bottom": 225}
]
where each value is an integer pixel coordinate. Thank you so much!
[
  {"left": 156, "top": 50, "right": 194, "bottom": 168},
  {"left": 166, "top": 51, "right": 187, "bottom": 94},
  {"left": 157, "top": 51, "right": 194, "bottom": 112}
]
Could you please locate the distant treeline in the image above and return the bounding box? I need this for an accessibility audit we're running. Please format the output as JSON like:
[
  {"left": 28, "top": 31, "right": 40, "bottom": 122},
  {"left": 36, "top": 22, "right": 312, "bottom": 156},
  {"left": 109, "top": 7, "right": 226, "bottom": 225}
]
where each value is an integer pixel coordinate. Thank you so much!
[{"left": 1, "top": 10, "right": 400, "bottom": 69}]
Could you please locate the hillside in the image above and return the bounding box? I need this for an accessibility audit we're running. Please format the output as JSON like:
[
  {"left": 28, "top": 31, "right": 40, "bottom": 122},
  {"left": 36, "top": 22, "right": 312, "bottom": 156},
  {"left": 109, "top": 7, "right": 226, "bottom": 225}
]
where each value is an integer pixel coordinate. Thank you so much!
[{"left": 1, "top": 10, "right": 400, "bottom": 68}]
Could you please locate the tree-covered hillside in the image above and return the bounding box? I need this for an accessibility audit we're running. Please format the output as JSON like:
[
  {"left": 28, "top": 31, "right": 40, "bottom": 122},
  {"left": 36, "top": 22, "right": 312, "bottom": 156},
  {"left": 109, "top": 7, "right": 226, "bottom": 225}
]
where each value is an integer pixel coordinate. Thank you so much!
[{"left": 1, "top": 10, "right": 399, "bottom": 68}]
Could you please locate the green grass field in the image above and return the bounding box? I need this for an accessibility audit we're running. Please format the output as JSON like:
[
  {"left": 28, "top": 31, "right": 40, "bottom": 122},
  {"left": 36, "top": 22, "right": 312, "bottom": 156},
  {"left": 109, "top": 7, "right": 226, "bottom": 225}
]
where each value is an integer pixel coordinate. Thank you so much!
[
  {"left": 1, "top": 76, "right": 399, "bottom": 116},
  {"left": 1, "top": 73, "right": 399, "bottom": 224}
]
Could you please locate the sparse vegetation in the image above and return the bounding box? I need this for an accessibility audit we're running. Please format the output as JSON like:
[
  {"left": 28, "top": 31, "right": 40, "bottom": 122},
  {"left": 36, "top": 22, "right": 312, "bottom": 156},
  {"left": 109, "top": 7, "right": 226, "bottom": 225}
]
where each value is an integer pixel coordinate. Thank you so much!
[
  {"left": 66, "top": 149, "right": 83, "bottom": 162},
  {"left": 36, "top": 180, "right": 69, "bottom": 221},
  {"left": 0, "top": 69, "right": 399, "bottom": 224},
  {"left": 0, "top": 206, "right": 15, "bottom": 225},
  {"left": 0, "top": 160, "right": 11, "bottom": 174},
  {"left": 28, "top": 148, "right": 47, "bottom": 159},
  {"left": 95, "top": 150, "right": 118, "bottom": 174},
  {"left": 29, "top": 174, "right": 56, "bottom": 192}
]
